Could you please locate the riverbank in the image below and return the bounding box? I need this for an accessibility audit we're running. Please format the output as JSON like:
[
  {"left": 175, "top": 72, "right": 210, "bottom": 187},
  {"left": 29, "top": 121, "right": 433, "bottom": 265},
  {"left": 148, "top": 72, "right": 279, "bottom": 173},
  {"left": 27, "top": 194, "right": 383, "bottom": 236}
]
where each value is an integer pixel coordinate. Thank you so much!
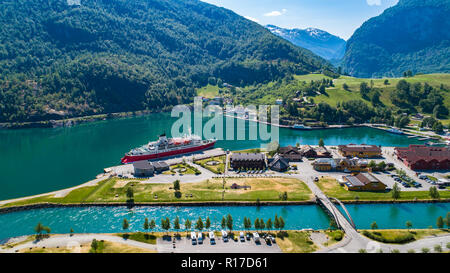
[
  {"left": 0, "top": 109, "right": 163, "bottom": 130},
  {"left": 1, "top": 175, "right": 450, "bottom": 212}
]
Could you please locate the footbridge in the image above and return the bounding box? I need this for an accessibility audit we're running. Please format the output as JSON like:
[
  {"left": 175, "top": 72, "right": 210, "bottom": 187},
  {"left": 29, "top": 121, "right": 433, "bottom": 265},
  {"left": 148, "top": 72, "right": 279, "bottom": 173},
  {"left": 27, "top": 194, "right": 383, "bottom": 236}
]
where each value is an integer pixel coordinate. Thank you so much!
[{"left": 329, "top": 197, "right": 356, "bottom": 229}]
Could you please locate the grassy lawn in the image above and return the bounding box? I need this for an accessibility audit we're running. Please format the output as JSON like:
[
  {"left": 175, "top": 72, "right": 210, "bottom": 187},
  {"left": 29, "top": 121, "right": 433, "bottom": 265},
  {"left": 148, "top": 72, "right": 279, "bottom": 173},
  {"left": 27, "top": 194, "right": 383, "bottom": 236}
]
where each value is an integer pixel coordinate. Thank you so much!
[
  {"left": 322, "top": 230, "right": 344, "bottom": 247},
  {"left": 164, "top": 163, "right": 200, "bottom": 175},
  {"left": 195, "top": 156, "right": 226, "bottom": 174},
  {"left": 316, "top": 177, "right": 450, "bottom": 201},
  {"left": 362, "top": 229, "right": 450, "bottom": 244},
  {"left": 21, "top": 240, "right": 154, "bottom": 253},
  {"left": 2, "top": 177, "right": 313, "bottom": 207},
  {"left": 276, "top": 231, "right": 318, "bottom": 253},
  {"left": 196, "top": 84, "right": 220, "bottom": 98}
]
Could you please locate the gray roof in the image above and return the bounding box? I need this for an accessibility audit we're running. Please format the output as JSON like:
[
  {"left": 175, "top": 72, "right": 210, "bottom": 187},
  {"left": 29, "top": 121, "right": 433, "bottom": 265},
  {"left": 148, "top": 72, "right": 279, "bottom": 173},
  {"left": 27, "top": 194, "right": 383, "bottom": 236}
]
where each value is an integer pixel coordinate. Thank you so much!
[
  {"left": 133, "top": 161, "right": 154, "bottom": 170},
  {"left": 269, "top": 154, "right": 289, "bottom": 169},
  {"left": 344, "top": 175, "right": 365, "bottom": 187},
  {"left": 231, "top": 153, "right": 265, "bottom": 161}
]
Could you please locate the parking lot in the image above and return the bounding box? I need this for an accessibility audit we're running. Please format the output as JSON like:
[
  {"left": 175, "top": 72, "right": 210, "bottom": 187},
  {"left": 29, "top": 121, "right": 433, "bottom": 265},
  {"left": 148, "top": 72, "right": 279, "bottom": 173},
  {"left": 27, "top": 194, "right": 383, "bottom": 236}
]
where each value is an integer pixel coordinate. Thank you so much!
[{"left": 156, "top": 234, "right": 282, "bottom": 253}]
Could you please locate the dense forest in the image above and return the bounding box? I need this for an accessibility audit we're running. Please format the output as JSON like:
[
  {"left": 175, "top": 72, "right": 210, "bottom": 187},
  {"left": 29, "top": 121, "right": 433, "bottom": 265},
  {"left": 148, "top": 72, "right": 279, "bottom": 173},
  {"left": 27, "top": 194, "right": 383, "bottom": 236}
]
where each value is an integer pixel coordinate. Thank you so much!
[
  {"left": 0, "top": 0, "right": 328, "bottom": 122},
  {"left": 342, "top": 0, "right": 450, "bottom": 78}
]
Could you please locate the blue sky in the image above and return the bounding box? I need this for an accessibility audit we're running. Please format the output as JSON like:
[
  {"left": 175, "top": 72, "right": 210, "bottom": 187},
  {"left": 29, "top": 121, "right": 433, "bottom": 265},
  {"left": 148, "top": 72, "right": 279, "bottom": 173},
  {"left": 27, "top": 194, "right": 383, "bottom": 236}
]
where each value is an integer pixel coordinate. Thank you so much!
[{"left": 201, "top": 0, "right": 399, "bottom": 40}]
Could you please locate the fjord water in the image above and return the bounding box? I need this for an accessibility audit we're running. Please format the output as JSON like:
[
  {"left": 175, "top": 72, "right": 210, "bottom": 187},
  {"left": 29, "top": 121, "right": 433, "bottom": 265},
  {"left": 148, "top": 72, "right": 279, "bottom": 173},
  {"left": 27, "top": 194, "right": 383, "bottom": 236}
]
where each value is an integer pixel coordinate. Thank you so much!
[
  {"left": 0, "top": 203, "right": 448, "bottom": 240},
  {"left": 0, "top": 112, "right": 424, "bottom": 200}
]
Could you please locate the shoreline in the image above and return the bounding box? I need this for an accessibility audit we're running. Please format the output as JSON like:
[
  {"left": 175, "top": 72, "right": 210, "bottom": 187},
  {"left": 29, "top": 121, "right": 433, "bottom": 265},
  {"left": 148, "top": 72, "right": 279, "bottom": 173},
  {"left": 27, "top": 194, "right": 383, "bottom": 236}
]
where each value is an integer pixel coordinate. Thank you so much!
[
  {"left": 0, "top": 109, "right": 167, "bottom": 130},
  {"left": 1, "top": 199, "right": 449, "bottom": 215}
]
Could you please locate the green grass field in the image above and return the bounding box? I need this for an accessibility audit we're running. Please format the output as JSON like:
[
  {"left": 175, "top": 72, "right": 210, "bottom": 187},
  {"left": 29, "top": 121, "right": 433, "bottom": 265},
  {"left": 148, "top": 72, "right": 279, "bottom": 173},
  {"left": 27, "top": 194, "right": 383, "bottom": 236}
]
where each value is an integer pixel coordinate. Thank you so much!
[
  {"left": 310, "top": 73, "right": 450, "bottom": 111},
  {"left": 2, "top": 177, "right": 313, "bottom": 207},
  {"left": 316, "top": 177, "right": 450, "bottom": 201},
  {"left": 362, "top": 229, "right": 449, "bottom": 244},
  {"left": 196, "top": 84, "right": 220, "bottom": 98}
]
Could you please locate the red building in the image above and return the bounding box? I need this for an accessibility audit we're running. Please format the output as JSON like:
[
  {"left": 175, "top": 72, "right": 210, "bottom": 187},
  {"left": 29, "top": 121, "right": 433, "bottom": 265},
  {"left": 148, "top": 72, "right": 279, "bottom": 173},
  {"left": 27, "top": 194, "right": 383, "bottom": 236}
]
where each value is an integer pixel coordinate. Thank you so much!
[{"left": 395, "top": 145, "right": 450, "bottom": 170}]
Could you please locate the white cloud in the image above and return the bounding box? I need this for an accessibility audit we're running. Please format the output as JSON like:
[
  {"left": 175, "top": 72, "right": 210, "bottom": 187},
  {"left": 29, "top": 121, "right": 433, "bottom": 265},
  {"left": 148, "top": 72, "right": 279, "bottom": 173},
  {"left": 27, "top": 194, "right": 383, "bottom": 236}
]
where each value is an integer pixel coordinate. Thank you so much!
[
  {"left": 366, "top": 0, "right": 381, "bottom": 6},
  {"left": 264, "top": 8, "right": 287, "bottom": 17},
  {"left": 244, "top": 16, "right": 260, "bottom": 23}
]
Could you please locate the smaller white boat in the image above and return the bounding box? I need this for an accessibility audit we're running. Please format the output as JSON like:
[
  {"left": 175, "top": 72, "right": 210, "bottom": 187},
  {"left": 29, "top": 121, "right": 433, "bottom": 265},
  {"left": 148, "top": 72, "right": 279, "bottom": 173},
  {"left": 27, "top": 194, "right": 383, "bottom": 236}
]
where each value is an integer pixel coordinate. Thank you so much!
[
  {"left": 387, "top": 128, "right": 404, "bottom": 135},
  {"left": 292, "top": 124, "right": 312, "bottom": 130}
]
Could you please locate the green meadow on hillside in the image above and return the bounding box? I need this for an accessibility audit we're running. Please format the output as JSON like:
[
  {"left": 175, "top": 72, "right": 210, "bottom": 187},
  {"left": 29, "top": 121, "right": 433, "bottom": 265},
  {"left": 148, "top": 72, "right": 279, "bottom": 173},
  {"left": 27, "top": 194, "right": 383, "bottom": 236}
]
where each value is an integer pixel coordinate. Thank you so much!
[{"left": 198, "top": 73, "right": 450, "bottom": 126}]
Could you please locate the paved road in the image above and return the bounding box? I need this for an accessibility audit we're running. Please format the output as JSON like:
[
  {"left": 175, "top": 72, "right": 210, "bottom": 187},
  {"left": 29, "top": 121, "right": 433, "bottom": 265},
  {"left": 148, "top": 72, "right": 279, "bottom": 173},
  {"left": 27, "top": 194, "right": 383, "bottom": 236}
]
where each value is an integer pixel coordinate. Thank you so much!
[{"left": 0, "top": 234, "right": 157, "bottom": 253}]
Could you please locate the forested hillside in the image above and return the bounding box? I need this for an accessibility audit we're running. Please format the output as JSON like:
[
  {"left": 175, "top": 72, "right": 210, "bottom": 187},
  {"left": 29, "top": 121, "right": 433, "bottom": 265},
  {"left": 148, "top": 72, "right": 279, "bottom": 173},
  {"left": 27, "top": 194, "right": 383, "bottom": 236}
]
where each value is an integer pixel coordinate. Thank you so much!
[
  {"left": 0, "top": 0, "right": 327, "bottom": 122},
  {"left": 342, "top": 0, "right": 450, "bottom": 78}
]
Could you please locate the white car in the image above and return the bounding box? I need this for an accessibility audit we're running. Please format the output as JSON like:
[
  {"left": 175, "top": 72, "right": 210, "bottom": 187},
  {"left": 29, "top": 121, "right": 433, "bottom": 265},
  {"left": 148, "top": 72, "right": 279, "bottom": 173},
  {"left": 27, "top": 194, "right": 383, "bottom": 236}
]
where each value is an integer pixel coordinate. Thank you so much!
[
  {"left": 221, "top": 230, "right": 228, "bottom": 242},
  {"left": 253, "top": 232, "right": 260, "bottom": 243},
  {"left": 209, "top": 231, "right": 216, "bottom": 245},
  {"left": 191, "top": 232, "right": 197, "bottom": 245},
  {"left": 239, "top": 232, "right": 245, "bottom": 242}
]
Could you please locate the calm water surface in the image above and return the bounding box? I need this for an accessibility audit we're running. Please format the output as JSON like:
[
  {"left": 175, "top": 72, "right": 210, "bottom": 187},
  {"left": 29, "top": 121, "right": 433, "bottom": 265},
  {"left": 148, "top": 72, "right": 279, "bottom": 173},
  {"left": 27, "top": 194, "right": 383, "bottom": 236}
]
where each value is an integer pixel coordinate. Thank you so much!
[{"left": 0, "top": 113, "right": 424, "bottom": 200}]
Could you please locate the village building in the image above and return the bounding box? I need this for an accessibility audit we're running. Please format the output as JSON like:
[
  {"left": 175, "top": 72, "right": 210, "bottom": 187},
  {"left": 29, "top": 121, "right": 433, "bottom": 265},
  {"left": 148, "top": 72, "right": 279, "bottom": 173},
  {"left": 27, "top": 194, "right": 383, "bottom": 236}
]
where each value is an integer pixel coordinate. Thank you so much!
[
  {"left": 278, "top": 145, "right": 303, "bottom": 161},
  {"left": 133, "top": 161, "right": 155, "bottom": 177},
  {"left": 395, "top": 145, "right": 450, "bottom": 170},
  {"left": 343, "top": 173, "right": 387, "bottom": 191},
  {"left": 153, "top": 161, "right": 170, "bottom": 173},
  {"left": 133, "top": 160, "right": 170, "bottom": 177},
  {"left": 268, "top": 154, "right": 290, "bottom": 172},
  {"left": 316, "top": 146, "right": 332, "bottom": 158},
  {"left": 313, "top": 158, "right": 368, "bottom": 172},
  {"left": 300, "top": 145, "right": 317, "bottom": 158},
  {"left": 338, "top": 144, "right": 382, "bottom": 158},
  {"left": 230, "top": 153, "right": 267, "bottom": 170}
]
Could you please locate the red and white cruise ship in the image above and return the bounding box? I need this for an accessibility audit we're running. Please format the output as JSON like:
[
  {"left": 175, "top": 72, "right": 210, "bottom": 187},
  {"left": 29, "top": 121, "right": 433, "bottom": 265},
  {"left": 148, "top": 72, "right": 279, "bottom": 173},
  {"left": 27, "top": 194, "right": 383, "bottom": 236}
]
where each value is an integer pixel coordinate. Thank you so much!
[{"left": 121, "top": 133, "right": 216, "bottom": 164}]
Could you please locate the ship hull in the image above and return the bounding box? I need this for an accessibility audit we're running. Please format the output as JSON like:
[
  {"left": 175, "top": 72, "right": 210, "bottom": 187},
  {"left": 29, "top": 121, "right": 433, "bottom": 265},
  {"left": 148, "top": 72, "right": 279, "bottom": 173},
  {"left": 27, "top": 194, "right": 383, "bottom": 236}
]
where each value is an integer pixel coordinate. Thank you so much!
[{"left": 121, "top": 141, "right": 216, "bottom": 164}]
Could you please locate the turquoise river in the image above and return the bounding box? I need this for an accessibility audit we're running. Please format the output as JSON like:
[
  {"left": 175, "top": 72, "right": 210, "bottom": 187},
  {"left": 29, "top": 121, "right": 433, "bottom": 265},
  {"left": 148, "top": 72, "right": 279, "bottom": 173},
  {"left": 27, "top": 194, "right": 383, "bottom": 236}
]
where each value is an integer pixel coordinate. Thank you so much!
[
  {"left": 0, "top": 112, "right": 425, "bottom": 201},
  {"left": 0, "top": 203, "right": 448, "bottom": 240}
]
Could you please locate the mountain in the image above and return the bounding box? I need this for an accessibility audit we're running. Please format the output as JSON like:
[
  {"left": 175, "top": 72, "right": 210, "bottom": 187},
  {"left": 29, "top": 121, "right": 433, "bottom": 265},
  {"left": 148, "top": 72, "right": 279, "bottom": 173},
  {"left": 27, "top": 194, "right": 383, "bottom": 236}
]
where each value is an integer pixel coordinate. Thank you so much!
[
  {"left": 0, "top": 0, "right": 328, "bottom": 123},
  {"left": 342, "top": 0, "right": 450, "bottom": 78},
  {"left": 266, "top": 25, "right": 346, "bottom": 61}
]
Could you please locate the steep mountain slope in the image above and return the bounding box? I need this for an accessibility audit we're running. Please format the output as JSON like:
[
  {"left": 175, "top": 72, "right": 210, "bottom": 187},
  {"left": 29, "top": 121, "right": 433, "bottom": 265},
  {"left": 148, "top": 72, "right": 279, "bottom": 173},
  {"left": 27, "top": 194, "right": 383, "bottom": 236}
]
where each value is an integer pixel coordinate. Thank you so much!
[
  {"left": 342, "top": 0, "right": 450, "bottom": 78},
  {"left": 266, "top": 25, "right": 346, "bottom": 61},
  {"left": 0, "top": 0, "right": 327, "bottom": 122}
]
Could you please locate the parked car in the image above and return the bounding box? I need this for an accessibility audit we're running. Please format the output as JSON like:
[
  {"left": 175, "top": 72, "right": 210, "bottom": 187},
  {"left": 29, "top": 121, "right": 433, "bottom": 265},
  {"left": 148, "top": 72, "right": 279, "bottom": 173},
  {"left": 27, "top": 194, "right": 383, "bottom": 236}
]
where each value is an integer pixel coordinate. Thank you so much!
[
  {"left": 221, "top": 230, "right": 228, "bottom": 242},
  {"left": 270, "top": 235, "right": 276, "bottom": 243},
  {"left": 197, "top": 232, "right": 203, "bottom": 244},
  {"left": 246, "top": 233, "right": 251, "bottom": 241},
  {"left": 209, "top": 231, "right": 215, "bottom": 245},
  {"left": 191, "top": 232, "right": 197, "bottom": 245},
  {"left": 253, "top": 232, "right": 260, "bottom": 243},
  {"left": 314, "top": 177, "right": 319, "bottom": 182},
  {"left": 239, "top": 232, "right": 245, "bottom": 242}
]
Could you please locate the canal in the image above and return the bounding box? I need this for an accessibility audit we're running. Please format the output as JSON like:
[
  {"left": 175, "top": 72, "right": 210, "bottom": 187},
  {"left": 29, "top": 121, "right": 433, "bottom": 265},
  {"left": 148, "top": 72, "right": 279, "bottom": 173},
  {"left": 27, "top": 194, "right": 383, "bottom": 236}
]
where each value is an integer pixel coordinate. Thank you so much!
[{"left": 0, "top": 203, "right": 448, "bottom": 240}]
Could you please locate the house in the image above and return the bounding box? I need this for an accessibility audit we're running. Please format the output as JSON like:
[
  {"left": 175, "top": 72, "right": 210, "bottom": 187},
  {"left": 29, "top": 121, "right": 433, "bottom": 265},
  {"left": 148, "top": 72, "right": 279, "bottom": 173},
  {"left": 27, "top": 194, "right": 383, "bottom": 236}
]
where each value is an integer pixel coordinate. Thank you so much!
[
  {"left": 338, "top": 144, "right": 382, "bottom": 158},
  {"left": 230, "top": 153, "right": 267, "bottom": 170},
  {"left": 230, "top": 183, "right": 251, "bottom": 190},
  {"left": 153, "top": 161, "right": 170, "bottom": 173},
  {"left": 300, "top": 145, "right": 317, "bottom": 158},
  {"left": 133, "top": 161, "right": 155, "bottom": 177},
  {"left": 395, "top": 145, "right": 450, "bottom": 170},
  {"left": 279, "top": 145, "right": 303, "bottom": 161},
  {"left": 312, "top": 158, "right": 368, "bottom": 172},
  {"left": 343, "top": 173, "right": 387, "bottom": 191},
  {"left": 316, "top": 146, "right": 332, "bottom": 158},
  {"left": 268, "top": 154, "right": 290, "bottom": 172}
]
